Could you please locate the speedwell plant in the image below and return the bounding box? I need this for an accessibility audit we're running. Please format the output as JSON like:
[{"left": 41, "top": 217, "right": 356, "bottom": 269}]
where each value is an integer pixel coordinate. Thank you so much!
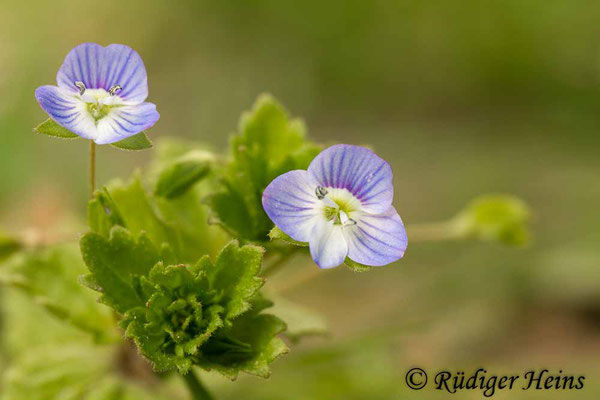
[{"left": 0, "top": 43, "right": 531, "bottom": 400}]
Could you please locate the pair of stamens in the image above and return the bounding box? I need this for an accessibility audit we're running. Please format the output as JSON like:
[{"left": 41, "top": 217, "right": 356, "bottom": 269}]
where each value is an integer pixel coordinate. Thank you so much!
[
  {"left": 74, "top": 81, "right": 122, "bottom": 96},
  {"left": 315, "top": 186, "right": 357, "bottom": 227}
]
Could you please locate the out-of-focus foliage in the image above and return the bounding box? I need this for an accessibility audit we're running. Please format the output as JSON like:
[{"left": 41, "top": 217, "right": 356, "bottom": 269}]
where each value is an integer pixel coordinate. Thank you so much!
[
  {"left": 453, "top": 194, "right": 531, "bottom": 246},
  {"left": 2, "top": 344, "right": 170, "bottom": 400},
  {"left": 0, "top": 243, "right": 117, "bottom": 342},
  {"left": 154, "top": 151, "right": 212, "bottom": 199},
  {"left": 0, "top": 233, "right": 21, "bottom": 262}
]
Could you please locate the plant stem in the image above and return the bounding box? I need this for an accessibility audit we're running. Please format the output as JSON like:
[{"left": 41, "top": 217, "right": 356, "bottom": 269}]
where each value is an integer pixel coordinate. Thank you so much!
[
  {"left": 262, "top": 247, "right": 299, "bottom": 277},
  {"left": 89, "top": 140, "right": 96, "bottom": 199},
  {"left": 407, "top": 220, "right": 462, "bottom": 242},
  {"left": 182, "top": 370, "right": 214, "bottom": 400}
]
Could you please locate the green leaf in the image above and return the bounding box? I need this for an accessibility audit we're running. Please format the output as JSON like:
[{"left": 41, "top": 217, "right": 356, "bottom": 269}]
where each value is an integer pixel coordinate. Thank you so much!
[
  {"left": 80, "top": 226, "right": 162, "bottom": 313},
  {"left": 268, "top": 226, "right": 308, "bottom": 246},
  {"left": 110, "top": 132, "right": 153, "bottom": 150},
  {"left": 87, "top": 188, "right": 125, "bottom": 237},
  {"left": 33, "top": 118, "right": 78, "bottom": 139},
  {"left": 118, "top": 240, "right": 284, "bottom": 377},
  {"left": 453, "top": 194, "right": 532, "bottom": 246},
  {"left": 155, "top": 152, "right": 212, "bottom": 199},
  {"left": 206, "top": 240, "right": 265, "bottom": 321},
  {"left": 199, "top": 297, "right": 288, "bottom": 379},
  {"left": 344, "top": 257, "right": 372, "bottom": 273},
  {"left": 207, "top": 94, "right": 321, "bottom": 241},
  {"left": 104, "top": 175, "right": 175, "bottom": 249},
  {"left": 0, "top": 243, "right": 118, "bottom": 342}
]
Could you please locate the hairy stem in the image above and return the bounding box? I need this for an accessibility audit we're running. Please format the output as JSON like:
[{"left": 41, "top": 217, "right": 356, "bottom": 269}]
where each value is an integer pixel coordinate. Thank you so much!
[
  {"left": 89, "top": 140, "right": 96, "bottom": 199},
  {"left": 407, "top": 220, "right": 462, "bottom": 242},
  {"left": 182, "top": 370, "right": 214, "bottom": 400}
]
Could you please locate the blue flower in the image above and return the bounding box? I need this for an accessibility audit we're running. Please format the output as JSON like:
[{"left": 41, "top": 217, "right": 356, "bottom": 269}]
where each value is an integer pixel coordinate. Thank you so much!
[
  {"left": 35, "top": 43, "right": 159, "bottom": 144},
  {"left": 262, "top": 144, "right": 408, "bottom": 268}
]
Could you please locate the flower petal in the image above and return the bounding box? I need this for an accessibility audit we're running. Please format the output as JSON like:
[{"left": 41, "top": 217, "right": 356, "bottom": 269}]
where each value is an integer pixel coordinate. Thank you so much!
[
  {"left": 56, "top": 43, "right": 148, "bottom": 104},
  {"left": 345, "top": 206, "right": 407, "bottom": 266},
  {"left": 308, "top": 144, "right": 393, "bottom": 214},
  {"left": 95, "top": 102, "right": 159, "bottom": 144},
  {"left": 35, "top": 85, "right": 96, "bottom": 140},
  {"left": 309, "top": 219, "right": 348, "bottom": 269},
  {"left": 262, "top": 170, "right": 320, "bottom": 242}
]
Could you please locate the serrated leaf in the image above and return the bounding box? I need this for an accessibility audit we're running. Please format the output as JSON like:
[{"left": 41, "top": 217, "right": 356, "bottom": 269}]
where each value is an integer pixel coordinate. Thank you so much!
[
  {"left": 268, "top": 226, "right": 308, "bottom": 246},
  {"left": 33, "top": 118, "right": 78, "bottom": 139},
  {"left": 207, "top": 240, "right": 265, "bottom": 321},
  {"left": 199, "top": 298, "right": 288, "bottom": 379},
  {"left": 80, "top": 226, "right": 162, "bottom": 313},
  {"left": 344, "top": 257, "right": 372, "bottom": 272},
  {"left": 208, "top": 94, "right": 321, "bottom": 241},
  {"left": 155, "top": 153, "right": 212, "bottom": 199},
  {"left": 0, "top": 243, "right": 117, "bottom": 342},
  {"left": 110, "top": 132, "right": 152, "bottom": 150}
]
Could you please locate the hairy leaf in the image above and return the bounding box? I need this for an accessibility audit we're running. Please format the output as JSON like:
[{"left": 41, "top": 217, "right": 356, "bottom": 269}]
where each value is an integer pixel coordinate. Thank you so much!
[
  {"left": 208, "top": 94, "right": 321, "bottom": 241},
  {"left": 268, "top": 226, "right": 307, "bottom": 247},
  {"left": 110, "top": 132, "right": 153, "bottom": 150},
  {"left": 119, "top": 240, "right": 284, "bottom": 377},
  {"left": 198, "top": 297, "right": 288, "bottom": 379},
  {"left": 80, "top": 227, "right": 162, "bottom": 313},
  {"left": 33, "top": 118, "right": 78, "bottom": 139}
]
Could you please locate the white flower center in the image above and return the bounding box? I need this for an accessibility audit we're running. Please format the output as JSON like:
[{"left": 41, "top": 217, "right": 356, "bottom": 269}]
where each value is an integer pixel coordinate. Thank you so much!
[
  {"left": 315, "top": 186, "right": 362, "bottom": 227},
  {"left": 74, "top": 81, "right": 123, "bottom": 122}
]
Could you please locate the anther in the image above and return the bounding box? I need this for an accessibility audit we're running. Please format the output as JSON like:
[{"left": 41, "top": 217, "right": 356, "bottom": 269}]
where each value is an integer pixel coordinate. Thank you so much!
[
  {"left": 75, "top": 81, "right": 86, "bottom": 95},
  {"left": 108, "top": 85, "right": 122, "bottom": 96},
  {"left": 315, "top": 186, "right": 328, "bottom": 200}
]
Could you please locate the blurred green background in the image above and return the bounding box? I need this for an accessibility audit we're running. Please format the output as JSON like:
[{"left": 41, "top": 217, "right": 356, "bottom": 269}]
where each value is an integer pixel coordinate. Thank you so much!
[{"left": 1, "top": 0, "right": 600, "bottom": 398}]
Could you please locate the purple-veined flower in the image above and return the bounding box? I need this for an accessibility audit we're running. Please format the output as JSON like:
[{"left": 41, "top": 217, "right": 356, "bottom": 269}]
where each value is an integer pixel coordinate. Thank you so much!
[
  {"left": 262, "top": 144, "right": 408, "bottom": 268},
  {"left": 35, "top": 43, "right": 159, "bottom": 144}
]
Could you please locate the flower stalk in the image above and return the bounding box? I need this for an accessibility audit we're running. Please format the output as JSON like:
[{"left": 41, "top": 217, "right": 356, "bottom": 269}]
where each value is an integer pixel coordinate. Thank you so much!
[
  {"left": 89, "top": 140, "right": 96, "bottom": 198},
  {"left": 182, "top": 370, "right": 214, "bottom": 400}
]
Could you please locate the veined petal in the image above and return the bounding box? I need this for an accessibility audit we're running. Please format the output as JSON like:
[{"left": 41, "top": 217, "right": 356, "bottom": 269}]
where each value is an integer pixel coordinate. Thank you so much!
[
  {"left": 35, "top": 85, "right": 96, "bottom": 140},
  {"left": 95, "top": 102, "right": 159, "bottom": 144},
  {"left": 262, "top": 170, "right": 320, "bottom": 242},
  {"left": 345, "top": 206, "right": 407, "bottom": 266},
  {"left": 56, "top": 43, "right": 148, "bottom": 104},
  {"left": 309, "top": 219, "right": 348, "bottom": 269},
  {"left": 308, "top": 144, "right": 393, "bottom": 214}
]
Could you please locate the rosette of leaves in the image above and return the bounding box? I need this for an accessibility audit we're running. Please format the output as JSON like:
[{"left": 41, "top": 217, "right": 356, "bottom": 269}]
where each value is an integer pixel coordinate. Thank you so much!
[{"left": 80, "top": 226, "right": 287, "bottom": 378}]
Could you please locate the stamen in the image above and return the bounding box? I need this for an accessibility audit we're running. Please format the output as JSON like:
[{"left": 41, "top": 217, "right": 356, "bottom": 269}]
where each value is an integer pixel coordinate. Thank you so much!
[
  {"left": 74, "top": 81, "right": 86, "bottom": 95},
  {"left": 315, "top": 186, "right": 328, "bottom": 200},
  {"left": 108, "top": 85, "right": 122, "bottom": 96},
  {"left": 344, "top": 218, "right": 357, "bottom": 227}
]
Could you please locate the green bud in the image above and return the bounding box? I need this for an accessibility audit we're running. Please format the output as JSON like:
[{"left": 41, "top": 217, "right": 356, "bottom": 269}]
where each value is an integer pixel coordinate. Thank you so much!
[{"left": 452, "top": 194, "right": 531, "bottom": 246}]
